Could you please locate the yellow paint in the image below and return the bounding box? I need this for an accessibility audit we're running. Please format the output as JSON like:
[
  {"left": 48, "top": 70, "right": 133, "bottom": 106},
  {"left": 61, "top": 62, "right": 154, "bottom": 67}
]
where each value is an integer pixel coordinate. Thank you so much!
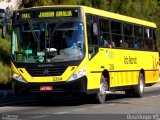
[
  {"left": 39, "top": 11, "right": 54, "bottom": 18},
  {"left": 21, "top": 13, "right": 31, "bottom": 19},
  {"left": 15, "top": 66, "right": 77, "bottom": 83},
  {"left": 12, "top": 5, "right": 159, "bottom": 92},
  {"left": 56, "top": 11, "right": 72, "bottom": 17}
]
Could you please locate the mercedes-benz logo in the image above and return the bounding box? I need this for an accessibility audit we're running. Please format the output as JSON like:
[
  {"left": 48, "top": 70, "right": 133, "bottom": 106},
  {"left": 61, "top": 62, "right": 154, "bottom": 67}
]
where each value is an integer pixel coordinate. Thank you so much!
[{"left": 43, "top": 69, "right": 49, "bottom": 75}]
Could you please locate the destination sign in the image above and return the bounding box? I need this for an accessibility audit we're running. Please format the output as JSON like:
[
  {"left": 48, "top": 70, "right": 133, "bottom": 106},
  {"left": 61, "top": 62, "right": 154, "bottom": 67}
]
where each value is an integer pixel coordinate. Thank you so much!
[{"left": 16, "top": 8, "right": 79, "bottom": 20}]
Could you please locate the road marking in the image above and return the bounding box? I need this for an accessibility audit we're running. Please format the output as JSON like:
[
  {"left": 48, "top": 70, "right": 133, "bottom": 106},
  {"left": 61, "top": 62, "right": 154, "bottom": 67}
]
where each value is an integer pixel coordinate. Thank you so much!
[
  {"left": 141, "top": 97, "right": 147, "bottom": 99},
  {"left": 31, "top": 115, "right": 49, "bottom": 119},
  {"left": 72, "top": 108, "right": 86, "bottom": 112},
  {"left": 155, "top": 94, "right": 160, "bottom": 97},
  {"left": 107, "top": 104, "right": 114, "bottom": 106},
  {"left": 151, "top": 95, "right": 159, "bottom": 98},
  {"left": 91, "top": 105, "right": 103, "bottom": 108},
  {"left": 121, "top": 101, "right": 128, "bottom": 103},
  {"left": 54, "top": 111, "right": 70, "bottom": 114},
  {"left": 141, "top": 95, "right": 160, "bottom": 100}
]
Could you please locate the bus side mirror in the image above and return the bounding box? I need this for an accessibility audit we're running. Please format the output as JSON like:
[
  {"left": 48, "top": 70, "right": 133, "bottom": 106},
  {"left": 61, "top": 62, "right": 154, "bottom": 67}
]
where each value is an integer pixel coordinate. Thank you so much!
[
  {"left": 2, "top": 25, "right": 7, "bottom": 39},
  {"left": 92, "top": 23, "right": 98, "bottom": 36}
]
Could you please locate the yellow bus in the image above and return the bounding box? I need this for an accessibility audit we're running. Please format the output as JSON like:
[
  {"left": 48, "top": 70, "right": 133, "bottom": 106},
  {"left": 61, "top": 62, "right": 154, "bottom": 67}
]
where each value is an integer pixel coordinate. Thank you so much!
[{"left": 11, "top": 5, "right": 159, "bottom": 103}]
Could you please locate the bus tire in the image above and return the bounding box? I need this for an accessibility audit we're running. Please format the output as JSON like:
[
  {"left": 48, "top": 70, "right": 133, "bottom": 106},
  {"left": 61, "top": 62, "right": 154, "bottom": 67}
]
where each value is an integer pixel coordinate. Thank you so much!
[
  {"left": 134, "top": 73, "right": 144, "bottom": 97},
  {"left": 94, "top": 75, "right": 107, "bottom": 104}
]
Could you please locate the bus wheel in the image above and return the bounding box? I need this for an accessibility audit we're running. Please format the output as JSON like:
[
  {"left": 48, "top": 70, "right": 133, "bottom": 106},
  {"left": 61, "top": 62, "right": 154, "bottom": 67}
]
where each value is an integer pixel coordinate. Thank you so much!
[
  {"left": 134, "top": 73, "right": 144, "bottom": 97},
  {"left": 95, "top": 75, "right": 107, "bottom": 104}
]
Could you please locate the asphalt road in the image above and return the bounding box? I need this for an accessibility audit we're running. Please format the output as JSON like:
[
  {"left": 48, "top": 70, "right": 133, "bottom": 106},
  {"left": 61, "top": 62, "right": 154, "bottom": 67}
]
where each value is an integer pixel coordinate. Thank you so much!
[{"left": 0, "top": 83, "right": 160, "bottom": 120}]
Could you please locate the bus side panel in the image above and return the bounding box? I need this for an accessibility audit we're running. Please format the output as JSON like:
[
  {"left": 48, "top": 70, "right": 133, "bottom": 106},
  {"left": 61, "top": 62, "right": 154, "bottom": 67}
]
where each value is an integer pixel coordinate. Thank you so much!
[
  {"left": 86, "top": 52, "right": 102, "bottom": 91},
  {"left": 87, "top": 72, "right": 101, "bottom": 90},
  {"left": 109, "top": 71, "right": 139, "bottom": 87},
  {"left": 145, "top": 70, "right": 159, "bottom": 84},
  {"left": 100, "top": 49, "right": 158, "bottom": 88}
]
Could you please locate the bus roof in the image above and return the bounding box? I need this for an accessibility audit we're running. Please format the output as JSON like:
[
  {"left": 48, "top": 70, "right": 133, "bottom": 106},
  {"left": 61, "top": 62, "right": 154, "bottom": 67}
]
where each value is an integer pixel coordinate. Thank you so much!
[
  {"left": 81, "top": 6, "right": 157, "bottom": 28},
  {"left": 17, "top": 5, "right": 156, "bottom": 28}
]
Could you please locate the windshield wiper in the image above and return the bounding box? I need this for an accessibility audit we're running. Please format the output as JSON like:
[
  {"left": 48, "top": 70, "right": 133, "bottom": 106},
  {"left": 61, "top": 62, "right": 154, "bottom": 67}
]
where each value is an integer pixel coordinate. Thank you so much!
[
  {"left": 47, "top": 19, "right": 63, "bottom": 42},
  {"left": 28, "top": 20, "right": 39, "bottom": 42}
]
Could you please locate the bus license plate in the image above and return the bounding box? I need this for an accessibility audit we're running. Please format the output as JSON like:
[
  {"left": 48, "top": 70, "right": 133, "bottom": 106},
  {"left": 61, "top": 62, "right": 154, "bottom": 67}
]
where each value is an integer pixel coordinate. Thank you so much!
[{"left": 40, "top": 86, "right": 53, "bottom": 91}]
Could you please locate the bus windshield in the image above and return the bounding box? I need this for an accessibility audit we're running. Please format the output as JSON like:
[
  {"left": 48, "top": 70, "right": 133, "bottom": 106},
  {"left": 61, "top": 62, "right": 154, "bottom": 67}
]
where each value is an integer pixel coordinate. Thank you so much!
[{"left": 12, "top": 21, "right": 85, "bottom": 63}]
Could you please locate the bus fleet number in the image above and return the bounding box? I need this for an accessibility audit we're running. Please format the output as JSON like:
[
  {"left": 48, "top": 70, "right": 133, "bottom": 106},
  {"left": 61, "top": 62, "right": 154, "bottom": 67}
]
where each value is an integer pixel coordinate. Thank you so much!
[{"left": 53, "top": 77, "right": 62, "bottom": 82}]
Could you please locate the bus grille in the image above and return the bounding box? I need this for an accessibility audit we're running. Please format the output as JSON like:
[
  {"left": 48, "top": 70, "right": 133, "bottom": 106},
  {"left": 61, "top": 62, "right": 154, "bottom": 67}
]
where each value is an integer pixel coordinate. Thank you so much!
[{"left": 26, "top": 66, "right": 67, "bottom": 77}]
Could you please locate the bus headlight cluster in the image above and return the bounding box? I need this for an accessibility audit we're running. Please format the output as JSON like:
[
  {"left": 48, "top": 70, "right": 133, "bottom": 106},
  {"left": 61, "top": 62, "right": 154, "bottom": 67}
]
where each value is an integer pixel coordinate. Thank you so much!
[
  {"left": 68, "top": 68, "right": 87, "bottom": 81},
  {"left": 12, "top": 72, "right": 27, "bottom": 83}
]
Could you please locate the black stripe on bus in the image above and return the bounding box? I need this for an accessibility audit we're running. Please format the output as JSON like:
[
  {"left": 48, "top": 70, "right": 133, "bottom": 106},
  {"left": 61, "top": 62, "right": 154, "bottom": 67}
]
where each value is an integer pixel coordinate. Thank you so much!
[
  {"left": 90, "top": 71, "right": 102, "bottom": 73},
  {"left": 90, "top": 69, "right": 159, "bottom": 73}
]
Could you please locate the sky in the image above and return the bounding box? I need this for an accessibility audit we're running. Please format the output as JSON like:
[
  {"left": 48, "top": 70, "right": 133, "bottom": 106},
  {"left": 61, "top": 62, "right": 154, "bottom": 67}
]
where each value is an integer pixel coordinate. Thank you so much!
[{"left": 0, "top": 0, "right": 21, "bottom": 10}]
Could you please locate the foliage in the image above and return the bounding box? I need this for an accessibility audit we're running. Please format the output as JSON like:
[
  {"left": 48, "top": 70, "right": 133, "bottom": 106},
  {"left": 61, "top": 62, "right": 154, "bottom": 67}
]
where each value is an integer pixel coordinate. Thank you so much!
[
  {"left": 0, "top": 62, "right": 11, "bottom": 84},
  {"left": 0, "top": 27, "right": 11, "bottom": 84},
  {"left": 0, "top": 36, "right": 11, "bottom": 58},
  {"left": 105, "top": 0, "right": 160, "bottom": 50},
  {"left": 20, "top": 0, "right": 160, "bottom": 50}
]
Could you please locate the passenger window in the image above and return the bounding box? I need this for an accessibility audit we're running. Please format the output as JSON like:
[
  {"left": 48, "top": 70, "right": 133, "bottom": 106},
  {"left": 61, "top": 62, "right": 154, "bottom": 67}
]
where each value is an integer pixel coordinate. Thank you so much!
[
  {"left": 123, "top": 23, "right": 133, "bottom": 36},
  {"left": 99, "top": 18, "right": 111, "bottom": 47},
  {"left": 111, "top": 21, "right": 121, "bottom": 34},
  {"left": 153, "top": 30, "right": 157, "bottom": 51},
  {"left": 134, "top": 26, "right": 142, "bottom": 37},
  {"left": 123, "top": 23, "right": 134, "bottom": 49},
  {"left": 144, "top": 28, "right": 153, "bottom": 50},
  {"left": 134, "top": 26, "right": 143, "bottom": 49},
  {"left": 99, "top": 19, "right": 110, "bottom": 32},
  {"left": 111, "top": 21, "right": 122, "bottom": 47}
]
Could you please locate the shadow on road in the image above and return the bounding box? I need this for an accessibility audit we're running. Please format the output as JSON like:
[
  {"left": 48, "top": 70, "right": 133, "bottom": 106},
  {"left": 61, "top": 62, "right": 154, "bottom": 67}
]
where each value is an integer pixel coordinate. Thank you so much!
[
  {"left": 1, "top": 87, "right": 160, "bottom": 107},
  {"left": 0, "top": 92, "right": 133, "bottom": 107}
]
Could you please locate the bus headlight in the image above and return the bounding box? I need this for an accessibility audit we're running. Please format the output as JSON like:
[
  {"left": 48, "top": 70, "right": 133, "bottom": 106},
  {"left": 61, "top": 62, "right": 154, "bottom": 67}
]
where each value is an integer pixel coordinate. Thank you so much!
[
  {"left": 68, "top": 68, "right": 87, "bottom": 81},
  {"left": 12, "top": 72, "right": 27, "bottom": 83}
]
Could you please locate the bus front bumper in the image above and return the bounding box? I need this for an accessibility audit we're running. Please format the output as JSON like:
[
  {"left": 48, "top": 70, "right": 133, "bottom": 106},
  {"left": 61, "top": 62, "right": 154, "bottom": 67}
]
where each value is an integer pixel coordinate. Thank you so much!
[{"left": 12, "top": 76, "right": 87, "bottom": 95}]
